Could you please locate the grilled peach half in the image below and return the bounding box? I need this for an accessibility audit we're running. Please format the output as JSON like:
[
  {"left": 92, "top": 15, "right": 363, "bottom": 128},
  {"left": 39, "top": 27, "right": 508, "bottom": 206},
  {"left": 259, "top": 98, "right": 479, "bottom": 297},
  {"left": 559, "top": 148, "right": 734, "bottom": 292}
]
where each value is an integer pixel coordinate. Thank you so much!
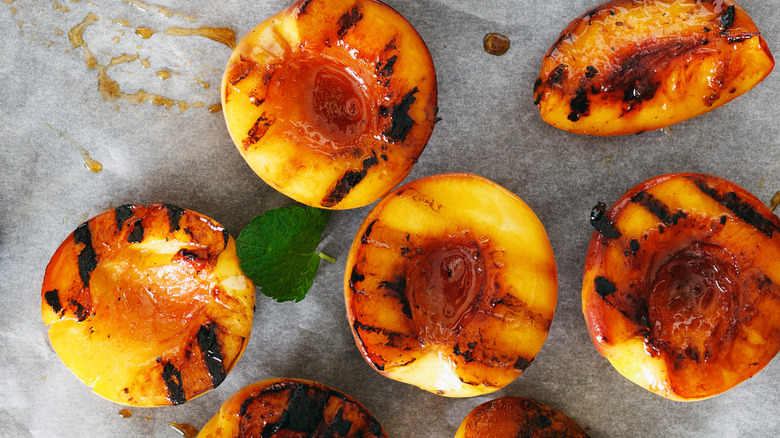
[
  {"left": 534, "top": 0, "right": 774, "bottom": 135},
  {"left": 583, "top": 173, "right": 780, "bottom": 400},
  {"left": 345, "top": 173, "right": 557, "bottom": 397},
  {"left": 41, "top": 204, "right": 255, "bottom": 406},
  {"left": 455, "top": 397, "right": 589, "bottom": 438},
  {"left": 221, "top": 0, "right": 437, "bottom": 209},
  {"left": 197, "top": 378, "right": 388, "bottom": 438}
]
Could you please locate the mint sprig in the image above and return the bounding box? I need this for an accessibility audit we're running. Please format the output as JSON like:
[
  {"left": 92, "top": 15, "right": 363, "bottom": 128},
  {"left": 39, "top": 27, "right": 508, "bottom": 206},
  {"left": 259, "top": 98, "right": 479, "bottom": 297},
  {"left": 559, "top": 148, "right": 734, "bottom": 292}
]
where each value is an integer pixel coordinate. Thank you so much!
[{"left": 237, "top": 205, "right": 332, "bottom": 302}]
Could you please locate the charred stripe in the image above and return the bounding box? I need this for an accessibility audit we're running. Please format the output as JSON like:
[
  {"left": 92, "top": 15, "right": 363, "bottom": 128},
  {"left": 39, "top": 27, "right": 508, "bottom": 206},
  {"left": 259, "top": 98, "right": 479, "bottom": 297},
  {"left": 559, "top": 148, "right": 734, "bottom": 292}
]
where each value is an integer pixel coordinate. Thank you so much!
[
  {"left": 594, "top": 276, "right": 617, "bottom": 298},
  {"left": 590, "top": 202, "right": 621, "bottom": 239},
  {"left": 128, "top": 219, "right": 144, "bottom": 243},
  {"left": 321, "top": 152, "right": 379, "bottom": 207},
  {"left": 349, "top": 266, "right": 365, "bottom": 291},
  {"left": 514, "top": 356, "right": 532, "bottom": 371},
  {"left": 631, "top": 191, "right": 687, "bottom": 225},
  {"left": 261, "top": 384, "right": 327, "bottom": 436},
  {"left": 376, "top": 55, "right": 397, "bottom": 78},
  {"left": 243, "top": 114, "right": 274, "bottom": 149},
  {"left": 197, "top": 322, "right": 227, "bottom": 388},
  {"left": 323, "top": 408, "right": 353, "bottom": 436},
  {"left": 361, "top": 219, "right": 378, "bottom": 243},
  {"left": 298, "top": 0, "right": 312, "bottom": 15},
  {"left": 546, "top": 64, "right": 567, "bottom": 86},
  {"left": 115, "top": 205, "right": 134, "bottom": 231},
  {"left": 693, "top": 180, "right": 780, "bottom": 238},
  {"left": 44, "top": 290, "right": 62, "bottom": 314},
  {"left": 164, "top": 204, "right": 186, "bottom": 233},
  {"left": 384, "top": 87, "right": 419, "bottom": 143},
  {"left": 721, "top": 5, "right": 735, "bottom": 32},
  {"left": 69, "top": 298, "right": 89, "bottom": 322},
  {"left": 161, "top": 361, "right": 187, "bottom": 405},
  {"left": 379, "top": 278, "right": 411, "bottom": 319},
  {"left": 74, "top": 222, "right": 98, "bottom": 288},
  {"left": 337, "top": 5, "right": 363, "bottom": 39}
]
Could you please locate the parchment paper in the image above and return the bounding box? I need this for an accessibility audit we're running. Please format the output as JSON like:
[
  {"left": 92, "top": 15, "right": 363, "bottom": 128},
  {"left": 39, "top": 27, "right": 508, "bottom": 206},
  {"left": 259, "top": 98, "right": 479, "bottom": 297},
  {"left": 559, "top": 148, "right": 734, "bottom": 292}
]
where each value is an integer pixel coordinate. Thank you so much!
[{"left": 1, "top": 0, "right": 779, "bottom": 437}]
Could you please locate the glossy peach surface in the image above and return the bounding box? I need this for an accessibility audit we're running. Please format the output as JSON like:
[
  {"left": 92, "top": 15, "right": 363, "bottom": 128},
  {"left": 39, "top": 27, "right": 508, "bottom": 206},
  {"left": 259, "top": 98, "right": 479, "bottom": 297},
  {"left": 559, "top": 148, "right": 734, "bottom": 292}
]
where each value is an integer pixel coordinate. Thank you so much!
[
  {"left": 582, "top": 173, "right": 780, "bottom": 400},
  {"left": 221, "top": 0, "right": 437, "bottom": 209},
  {"left": 197, "top": 378, "right": 388, "bottom": 437},
  {"left": 345, "top": 173, "right": 557, "bottom": 397},
  {"left": 534, "top": 0, "right": 774, "bottom": 135},
  {"left": 41, "top": 204, "right": 255, "bottom": 406},
  {"left": 454, "top": 397, "right": 589, "bottom": 438}
]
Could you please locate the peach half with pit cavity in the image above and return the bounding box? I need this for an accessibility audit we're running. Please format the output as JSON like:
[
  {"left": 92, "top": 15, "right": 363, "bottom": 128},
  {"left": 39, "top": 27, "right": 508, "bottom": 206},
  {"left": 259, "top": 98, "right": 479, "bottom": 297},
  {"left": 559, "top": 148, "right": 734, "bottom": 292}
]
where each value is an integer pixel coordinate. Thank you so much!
[
  {"left": 345, "top": 173, "right": 557, "bottom": 397},
  {"left": 221, "top": 0, "right": 438, "bottom": 209}
]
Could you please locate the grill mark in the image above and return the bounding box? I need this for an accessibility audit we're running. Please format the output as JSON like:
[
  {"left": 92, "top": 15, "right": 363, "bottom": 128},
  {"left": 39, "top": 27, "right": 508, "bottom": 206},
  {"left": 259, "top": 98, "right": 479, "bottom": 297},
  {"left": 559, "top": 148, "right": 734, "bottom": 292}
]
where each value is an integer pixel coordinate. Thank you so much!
[
  {"left": 337, "top": 5, "right": 363, "bottom": 39},
  {"left": 568, "top": 87, "right": 589, "bottom": 122},
  {"left": 44, "top": 290, "right": 62, "bottom": 314},
  {"left": 127, "top": 219, "right": 144, "bottom": 243},
  {"left": 594, "top": 276, "right": 617, "bottom": 298},
  {"left": 298, "top": 0, "right": 312, "bottom": 15},
  {"left": 376, "top": 55, "right": 397, "bottom": 78},
  {"left": 631, "top": 191, "right": 687, "bottom": 225},
  {"left": 324, "top": 408, "right": 353, "bottom": 436},
  {"left": 165, "top": 204, "right": 186, "bottom": 233},
  {"left": 321, "top": 152, "right": 379, "bottom": 207},
  {"left": 721, "top": 5, "right": 735, "bottom": 32},
  {"left": 361, "top": 219, "right": 378, "bottom": 244},
  {"left": 513, "top": 356, "right": 532, "bottom": 371},
  {"left": 546, "top": 64, "right": 567, "bottom": 86},
  {"left": 161, "top": 361, "right": 187, "bottom": 405},
  {"left": 349, "top": 266, "right": 365, "bottom": 292},
  {"left": 197, "top": 322, "right": 227, "bottom": 388},
  {"left": 379, "top": 278, "right": 411, "bottom": 319},
  {"left": 74, "top": 222, "right": 98, "bottom": 288},
  {"left": 694, "top": 180, "right": 780, "bottom": 237},
  {"left": 353, "top": 319, "right": 404, "bottom": 340},
  {"left": 261, "top": 384, "right": 327, "bottom": 437},
  {"left": 115, "top": 205, "right": 134, "bottom": 231},
  {"left": 243, "top": 114, "right": 274, "bottom": 149},
  {"left": 384, "top": 87, "right": 419, "bottom": 143},
  {"left": 69, "top": 298, "right": 89, "bottom": 322},
  {"left": 590, "top": 202, "right": 621, "bottom": 239}
]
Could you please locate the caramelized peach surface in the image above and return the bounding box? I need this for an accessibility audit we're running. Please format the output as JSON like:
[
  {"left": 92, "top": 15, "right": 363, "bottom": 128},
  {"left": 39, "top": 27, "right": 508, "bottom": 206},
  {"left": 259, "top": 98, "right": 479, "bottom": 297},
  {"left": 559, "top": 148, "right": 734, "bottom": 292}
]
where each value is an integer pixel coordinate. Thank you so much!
[
  {"left": 221, "top": 0, "right": 438, "bottom": 209},
  {"left": 345, "top": 173, "right": 557, "bottom": 397},
  {"left": 454, "top": 397, "right": 589, "bottom": 438},
  {"left": 534, "top": 0, "right": 774, "bottom": 135},
  {"left": 197, "top": 378, "right": 388, "bottom": 438},
  {"left": 41, "top": 204, "right": 255, "bottom": 406},
  {"left": 583, "top": 173, "right": 780, "bottom": 400}
]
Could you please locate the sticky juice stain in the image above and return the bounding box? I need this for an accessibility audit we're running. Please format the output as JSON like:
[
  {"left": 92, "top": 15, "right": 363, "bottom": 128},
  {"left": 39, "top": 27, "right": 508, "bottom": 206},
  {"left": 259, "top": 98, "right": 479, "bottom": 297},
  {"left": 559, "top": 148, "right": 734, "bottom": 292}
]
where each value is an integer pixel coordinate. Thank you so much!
[
  {"left": 168, "top": 422, "right": 198, "bottom": 437},
  {"left": 769, "top": 190, "right": 780, "bottom": 212},
  {"left": 45, "top": 123, "right": 103, "bottom": 173},
  {"left": 119, "top": 409, "right": 132, "bottom": 418}
]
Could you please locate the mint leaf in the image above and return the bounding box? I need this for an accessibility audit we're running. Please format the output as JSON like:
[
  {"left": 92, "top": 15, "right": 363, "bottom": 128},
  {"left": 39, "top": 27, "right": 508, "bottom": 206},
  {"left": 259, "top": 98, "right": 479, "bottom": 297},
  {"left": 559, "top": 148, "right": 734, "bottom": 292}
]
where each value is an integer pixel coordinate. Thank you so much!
[{"left": 237, "top": 205, "right": 332, "bottom": 302}]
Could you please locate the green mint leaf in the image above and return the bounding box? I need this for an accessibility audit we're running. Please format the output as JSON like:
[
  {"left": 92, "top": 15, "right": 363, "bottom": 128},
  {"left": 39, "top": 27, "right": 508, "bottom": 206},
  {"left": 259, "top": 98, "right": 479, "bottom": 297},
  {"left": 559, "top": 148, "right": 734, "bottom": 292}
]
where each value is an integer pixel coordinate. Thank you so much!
[{"left": 237, "top": 205, "right": 332, "bottom": 302}]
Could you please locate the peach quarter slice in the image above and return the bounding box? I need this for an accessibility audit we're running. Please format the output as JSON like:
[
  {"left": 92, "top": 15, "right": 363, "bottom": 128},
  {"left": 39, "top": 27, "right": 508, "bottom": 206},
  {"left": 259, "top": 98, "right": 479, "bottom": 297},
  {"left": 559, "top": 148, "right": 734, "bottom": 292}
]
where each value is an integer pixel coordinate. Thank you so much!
[
  {"left": 221, "top": 0, "right": 438, "bottom": 209},
  {"left": 582, "top": 173, "right": 780, "bottom": 400},
  {"left": 41, "top": 204, "right": 255, "bottom": 406},
  {"left": 454, "top": 397, "right": 589, "bottom": 438},
  {"left": 345, "top": 173, "right": 558, "bottom": 397},
  {"left": 197, "top": 378, "right": 388, "bottom": 438},
  {"left": 534, "top": 0, "right": 774, "bottom": 135}
]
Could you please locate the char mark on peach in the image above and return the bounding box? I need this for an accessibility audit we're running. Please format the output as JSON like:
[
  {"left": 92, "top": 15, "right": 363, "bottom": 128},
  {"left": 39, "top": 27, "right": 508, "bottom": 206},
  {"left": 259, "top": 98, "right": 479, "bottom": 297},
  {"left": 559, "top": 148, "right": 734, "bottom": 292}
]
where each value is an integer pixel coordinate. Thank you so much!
[
  {"left": 115, "top": 205, "right": 134, "bottom": 231},
  {"left": 631, "top": 191, "right": 687, "bottom": 225},
  {"left": 376, "top": 55, "right": 397, "bottom": 78},
  {"left": 337, "top": 5, "right": 363, "bottom": 39},
  {"left": 692, "top": 179, "right": 780, "bottom": 237},
  {"left": 321, "top": 152, "right": 379, "bottom": 207},
  {"left": 298, "top": 0, "right": 312, "bottom": 15},
  {"left": 164, "top": 204, "right": 186, "bottom": 233},
  {"left": 720, "top": 5, "right": 735, "bottom": 32},
  {"left": 161, "top": 361, "right": 187, "bottom": 405},
  {"left": 568, "top": 88, "right": 590, "bottom": 122},
  {"left": 74, "top": 222, "right": 98, "bottom": 288},
  {"left": 594, "top": 276, "right": 616, "bottom": 298},
  {"left": 379, "top": 278, "right": 411, "bottom": 319},
  {"left": 45, "top": 289, "right": 63, "bottom": 314},
  {"left": 590, "top": 202, "right": 621, "bottom": 239},
  {"left": 128, "top": 219, "right": 144, "bottom": 243},
  {"left": 384, "top": 87, "right": 419, "bottom": 143},
  {"left": 197, "top": 322, "right": 227, "bottom": 388},
  {"left": 243, "top": 114, "right": 275, "bottom": 150}
]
